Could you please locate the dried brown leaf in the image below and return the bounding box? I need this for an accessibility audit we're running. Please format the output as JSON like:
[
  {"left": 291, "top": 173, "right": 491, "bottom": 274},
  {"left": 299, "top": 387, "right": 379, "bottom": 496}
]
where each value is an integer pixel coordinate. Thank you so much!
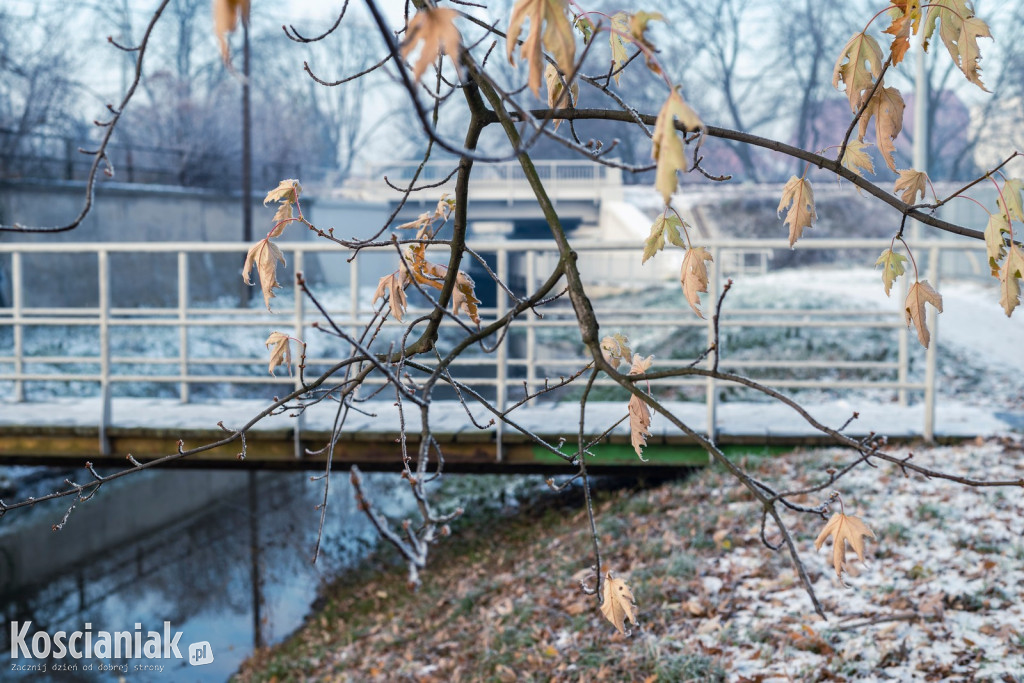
[
  {"left": 814, "top": 511, "right": 876, "bottom": 580},
  {"left": 600, "top": 571, "right": 638, "bottom": 635},
  {"left": 894, "top": 169, "right": 928, "bottom": 204},
  {"left": 373, "top": 271, "right": 409, "bottom": 322},
  {"left": 859, "top": 86, "right": 905, "bottom": 171},
  {"left": 652, "top": 88, "right": 702, "bottom": 204},
  {"left": 265, "top": 331, "right": 296, "bottom": 376},
  {"left": 506, "top": 0, "right": 576, "bottom": 98},
  {"left": 778, "top": 176, "right": 816, "bottom": 247},
  {"left": 680, "top": 246, "right": 713, "bottom": 318},
  {"left": 401, "top": 8, "right": 462, "bottom": 83},
  {"left": 998, "top": 245, "right": 1024, "bottom": 317},
  {"left": 243, "top": 238, "right": 286, "bottom": 311},
  {"left": 213, "top": 0, "right": 249, "bottom": 63},
  {"left": 833, "top": 31, "right": 884, "bottom": 113},
  {"left": 904, "top": 280, "right": 943, "bottom": 347}
]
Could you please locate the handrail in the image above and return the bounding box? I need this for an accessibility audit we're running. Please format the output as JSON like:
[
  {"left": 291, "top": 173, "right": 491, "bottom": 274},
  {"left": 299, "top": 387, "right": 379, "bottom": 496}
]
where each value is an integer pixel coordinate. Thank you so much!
[{"left": 0, "top": 238, "right": 980, "bottom": 449}]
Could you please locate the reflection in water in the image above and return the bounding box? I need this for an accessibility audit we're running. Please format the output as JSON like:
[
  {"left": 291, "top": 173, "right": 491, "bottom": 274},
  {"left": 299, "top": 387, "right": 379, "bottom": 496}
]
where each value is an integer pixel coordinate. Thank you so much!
[{"left": 0, "top": 468, "right": 413, "bottom": 681}]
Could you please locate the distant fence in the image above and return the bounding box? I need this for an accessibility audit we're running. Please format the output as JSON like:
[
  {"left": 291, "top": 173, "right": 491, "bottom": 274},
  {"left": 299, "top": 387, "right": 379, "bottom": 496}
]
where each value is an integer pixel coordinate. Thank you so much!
[
  {"left": 0, "top": 238, "right": 981, "bottom": 446},
  {"left": 0, "top": 129, "right": 311, "bottom": 190}
]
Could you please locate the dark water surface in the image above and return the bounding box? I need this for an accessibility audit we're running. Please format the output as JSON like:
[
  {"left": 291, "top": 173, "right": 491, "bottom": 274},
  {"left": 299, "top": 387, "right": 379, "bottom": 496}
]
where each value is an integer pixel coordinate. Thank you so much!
[{"left": 0, "top": 468, "right": 412, "bottom": 681}]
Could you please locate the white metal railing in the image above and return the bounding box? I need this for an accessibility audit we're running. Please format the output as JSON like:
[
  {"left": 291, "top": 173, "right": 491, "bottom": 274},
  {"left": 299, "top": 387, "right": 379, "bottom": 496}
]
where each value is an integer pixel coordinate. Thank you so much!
[{"left": 0, "top": 238, "right": 975, "bottom": 448}]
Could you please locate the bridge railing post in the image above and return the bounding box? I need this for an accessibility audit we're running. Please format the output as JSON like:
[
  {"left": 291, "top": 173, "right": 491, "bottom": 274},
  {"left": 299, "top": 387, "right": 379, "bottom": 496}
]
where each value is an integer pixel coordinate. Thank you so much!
[
  {"left": 178, "top": 251, "right": 189, "bottom": 403},
  {"left": 495, "top": 247, "right": 508, "bottom": 462},
  {"left": 705, "top": 245, "right": 721, "bottom": 450},
  {"left": 98, "top": 249, "right": 112, "bottom": 455},
  {"left": 924, "top": 245, "right": 941, "bottom": 442},
  {"left": 292, "top": 248, "right": 306, "bottom": 458},
  {"left": 12, "top": 251, "right": 24, "bottom": 402},
  {"left": 525, "top": 249, "right": 537, "bottom": 397}
]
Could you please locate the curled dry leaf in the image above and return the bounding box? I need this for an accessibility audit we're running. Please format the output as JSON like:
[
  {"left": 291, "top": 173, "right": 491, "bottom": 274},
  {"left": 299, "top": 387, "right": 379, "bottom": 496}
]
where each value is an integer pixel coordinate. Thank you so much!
[
  {"left": 904, "top": 280, "right": 943, "bottom": 347},
  {"left": 600, "top": 571, "right": 638, "bottom": 636},
  {"left": 264, "top": 179, "right": 302, "bottom": 206},
  {"left": 998, "top": 245, "right": 1024, "bottom": 317},
  {"left": 833, "top": 31, "right": 884, "bottom": 113},
  {"left": 401, "top": 7, "right": 462, "bottom": 83},
  {"left": 883, "top": 0, "right": 922, "bottom": 65},
  {"left": 814, "top": 511, "right": 876, "bottom": 581},
  {"left": 544, "top": 64, "right": 578, "bottom": 130},
  {"left": 452, "top": 270, "right": 482, "bottom": 325},
  {"left": 875, "top": 248, "right": 907, "bottom": 297},
  {"left": 213, "top": 0, "right": 250, "bottom": 64},
  {"left": 924, "top": 1, "right": 991, "bottom": 91},
  {"left": 600, "top": 333, "right": 632, "bottom": 369},
  {"left": 778, "top": 176, "right": 816, "bottom": 247},
  {"left": 894, "top": 169, "right": 928, "bottom": 204},
  {"left": 243, "top": 239, "right": 286, "bottom": 311},
  {"left": 265, "top": 331, "right": 300, "bottom": 376},
  {"left": 652, "top": 88, "right": 702, "bottom": 205},
  {"left": 506, "top": 0, "right": 576, "bottom": 98},
  {"left": 373, "top": 270, "right": 410, "bottom": 321},
  {"left": 680, "top": 246, "right": 714, "bottom": 318},
  {"left": 859, "top": 86, "right": 905, "bottom": 171},
  {"left": 627, "top": 353, "right": 653, "bottom": 459}
]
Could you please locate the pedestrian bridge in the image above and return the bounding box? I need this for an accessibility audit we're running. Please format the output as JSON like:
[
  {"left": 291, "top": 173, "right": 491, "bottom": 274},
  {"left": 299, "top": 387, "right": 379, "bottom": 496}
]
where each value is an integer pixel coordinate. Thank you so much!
[{"left": 0, "top": 238, "right": 1009, "bottom": 473}]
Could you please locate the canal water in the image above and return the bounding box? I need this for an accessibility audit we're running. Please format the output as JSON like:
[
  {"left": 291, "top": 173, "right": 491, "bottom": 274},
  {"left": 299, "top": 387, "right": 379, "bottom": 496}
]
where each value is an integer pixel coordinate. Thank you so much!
[{"left": 0, "top": 467, "right": 415, "bottom": 681}]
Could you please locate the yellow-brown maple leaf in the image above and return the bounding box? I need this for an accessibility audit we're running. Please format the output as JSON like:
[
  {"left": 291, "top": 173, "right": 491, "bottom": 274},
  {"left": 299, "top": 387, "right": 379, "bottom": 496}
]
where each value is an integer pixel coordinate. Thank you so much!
[
  {"left": 600, "top": 571, "right": 638, "bottom": 635},
  {"left": 883, "top": 0, "right": 921, "bottom": 65},
  {"left": 923, "top": 0, "right": 992, "bottom": 91},
  {"left": 859, "top": 86, "right": 905, "bottom": 171},
  {"left": 627, "top": 354, "right": 653, "bottom": 459},
  {"left": 905, "top": 280, "right": 943, "bottom": 347},
  {"left": 243, "top": 238, "right": 286, "bottom": 311},
  {"left": 213, "top": 0, "right": 250, "bottom": 64},
  {"left": 875, "top": 248, "right": 907, "bottom": 297},
  {"left": 680, "top": 246, "right": 713, "bottom": 318},
  {"left": 833, "top": 32, "right": 884, "bottom": 113},
  {"left": 998, "top": 245, "right": 1024, "bottom": 317},
  {"left": 814, "top": 511, "right": 875, "bottom": 581},
  {"left": 507, "top": 0, "right": 576, "bottom": 98},
  {"left": 842, "top": 139, "right": 875, "bottom": 178},
  {"left": 265, "top": 331, "right": 300, "bottom": 376},
  {"left": 652, "top": 88, "right": 702, "bottom": 204},
  {"left": 402, "top": 7, "right": 462, "bottom": 83},
  {"left": 544, "top": 64, "right": 578, "bottom": 129},
  {"left": 894, "top": 169, "right": 928, "bottom": 204},
  {"left": 778, "top": 176, "right": 817, "bottom": 247},
  {"left": 373, "top": 270, "right": 410, "bottom": 322}
]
